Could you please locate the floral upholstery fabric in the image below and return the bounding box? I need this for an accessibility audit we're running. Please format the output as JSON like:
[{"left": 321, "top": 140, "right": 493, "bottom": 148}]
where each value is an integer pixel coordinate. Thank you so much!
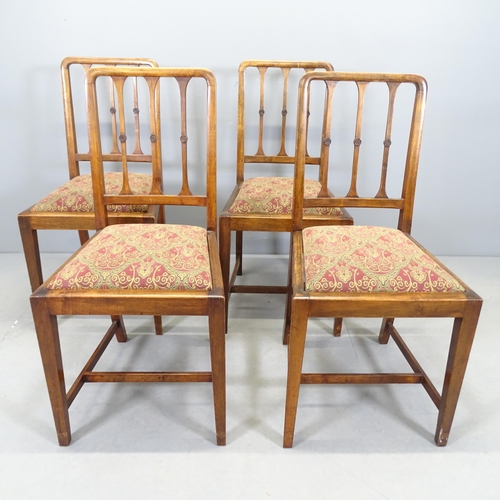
[
  {"left": 303, "top": 226, "right": 465, "bottom": 293},
  {"left": 47, "top": 224, "right": 212, "bottom": 291},
  {"left": 31, "top": 172, "right": 152, "bottom": 213},
  {"left": 228, "top": 177, "right": 344, "bottom": 216}
]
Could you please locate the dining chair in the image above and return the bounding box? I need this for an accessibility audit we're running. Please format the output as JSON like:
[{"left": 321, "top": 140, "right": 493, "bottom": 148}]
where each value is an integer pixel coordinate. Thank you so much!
[
  {"left": 30, "top": 66, "right": 225, "bottom": 446},
  {"left": 219, "top": 61, "right": 353, "bottom": 328},
  {"left": 283, "top": 71, "right": 482, "bottom": 448},
  {"left": 18, "top": 57, "right": 162, "bottom": 294}
]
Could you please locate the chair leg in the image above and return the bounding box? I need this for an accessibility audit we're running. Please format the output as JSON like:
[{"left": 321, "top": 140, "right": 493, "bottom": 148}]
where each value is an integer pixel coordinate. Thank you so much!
[
  {"left": 157, "top": 205, "right": 166, "bottom": 224},
  {"left": 111, "top": 315, "right": 128, "bottom": 342},
  {"left": 333, "top": 318, "right": 343, "bottom": 337},
  {"left": 78, "top": 230, "right": 90, "bottom": 246},
  {"left": 434, "top": 303, "right": 481, "bottom": 446},
  {"left": 378, "top": 318, "right": 394, "bottom": 344},
  {"left": 282, "top": 290, "right": 292, "bottom": 345},
  {"left": 154, "top": 316, "right": 163, "bottom": 335},
  {"left": 208, "top": 297, "right": 226, "bottom": 445},
  {"left": 18, "top": 217, "right": 43, "bottom": 292},
  {"left": 282, "top": 234, "right": 293, "bottom": 345},
  {"left": 235, "top": 231, "right": 243, "bottom": 276},
  {"left": 31, "top": 299, "right": 71, "bottom": 446},
  {"left": 283, "top": 298, "right": 309, "bottom": 448},
  {"left": 219, "top": 217, "right": 231, "bottom": 332}
]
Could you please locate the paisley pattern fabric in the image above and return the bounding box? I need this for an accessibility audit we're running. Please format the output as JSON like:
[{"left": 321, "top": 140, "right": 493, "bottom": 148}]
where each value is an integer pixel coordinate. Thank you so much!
[
  {"left": 47, "top": 224, "right": 212, "bottom": 291},
  {"left": 228, "top": 177, "right": 344, "bottom": 216},
  {"left": 303, "top": 226, "right": 464, "bottom": 293},
  {"left": 31, "top": 172, "right": 152, "bottom": 213}
]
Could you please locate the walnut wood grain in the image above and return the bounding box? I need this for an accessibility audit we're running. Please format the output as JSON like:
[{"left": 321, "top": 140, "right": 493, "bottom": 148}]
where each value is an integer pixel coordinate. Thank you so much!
[
  {"left": 30, "top": 67, "right": 225, "bottom": 447},
  {"left": 283, "top": 71, "right": 482, "bottom": 449}
]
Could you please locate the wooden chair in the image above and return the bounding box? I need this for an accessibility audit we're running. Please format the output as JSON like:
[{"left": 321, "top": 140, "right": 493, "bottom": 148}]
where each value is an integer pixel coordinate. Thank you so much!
[
  {"left": 283, "top": 71, "right": 482, "bottom": 448},
  {"left": 219, "top": 61, "right": 353, "bottom": 326},
  {"left": 18, "top": 57, "right": 162, "bottom": 293},
  {"left": 30, "top": 67, "right": 225, "bottom": 446}
]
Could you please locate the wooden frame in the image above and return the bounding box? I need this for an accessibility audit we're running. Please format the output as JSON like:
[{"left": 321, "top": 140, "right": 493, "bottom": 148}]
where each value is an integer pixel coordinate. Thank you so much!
[
  {"left": 30, "top": 67, "right": 225, "bottom": 446},
  {"left": 219, "top": 61, "right": 353, "bottom": 326},
  {"left": 18, "top": 57, "right": 162, "bottom": 293},
  {"left": 283, "top": 72, "right": 482, "bottom": 448}
]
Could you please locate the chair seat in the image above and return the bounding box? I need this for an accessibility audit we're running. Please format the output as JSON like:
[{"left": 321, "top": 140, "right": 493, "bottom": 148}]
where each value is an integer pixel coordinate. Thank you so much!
[
  {"left": 31, "top": 172, "right": 152, "bottom": 213},
  {"left": 303, "top": 226, "right": 465, "bottom": 293},
  {"left": 228, "top": 177, "right": 344, "bottom": 216},
  {"left": 47, "top": 224, "right": 212, "bottom": 291}
]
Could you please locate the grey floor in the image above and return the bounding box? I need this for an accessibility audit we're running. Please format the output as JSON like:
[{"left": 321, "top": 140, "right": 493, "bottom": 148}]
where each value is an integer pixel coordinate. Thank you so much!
[{"left": 1, "top": 253, "right": 499, "bottom": 499}]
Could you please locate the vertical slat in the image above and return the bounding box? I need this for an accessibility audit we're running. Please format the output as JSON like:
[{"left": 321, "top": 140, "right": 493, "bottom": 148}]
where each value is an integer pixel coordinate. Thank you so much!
[
  {"left": 109, "top": 75, "right": 120, "bottom": 155},
  {"left": 376, "top": 82, "right": 400, "bottom": 198},
  {"left": 132, "top": 76, "right": 144, "bottom": 155},
  {"left": 277, "top": 68, "right": 290, "bottom": 156},
  {"left": 256, "top": 67, "right": 267, "bottom": 155},
  {"left": 177, "top": 77, "right": 193, "bottom": 196},
  {"left": 146, "top": 76, "right": 163, "bottom": 195},
  {"left": 113, "top": 76, "right": 132, "bottom": 195},
  {"left": 303, "top": 68, "right": 314, "bottom": 160},
  {"left": 318, "top": 81, "right": 336, "bottom": 197},
  {"left": 346, "top": 82, "right": 369, "bottom": 198}
]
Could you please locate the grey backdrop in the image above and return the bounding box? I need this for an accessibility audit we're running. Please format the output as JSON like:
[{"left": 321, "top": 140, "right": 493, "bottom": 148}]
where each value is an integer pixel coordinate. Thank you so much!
[{"left": 1, "top": 0, "right": 498, "bottom": 256}]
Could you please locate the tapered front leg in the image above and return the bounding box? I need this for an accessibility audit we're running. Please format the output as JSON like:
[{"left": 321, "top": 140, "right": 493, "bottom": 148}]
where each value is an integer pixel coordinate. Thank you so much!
[
  {"left": 435, "top": 302, "right": 481, "bottom": 446},
  {"left": 283, "top": 297, "right": 309, "bottom": 448},
  {"left": 31, "top": 298, "right": 71, "bottom": 446},
  {"left": 18, "top": 216, "right": 43, "bottom": 292},
  {"left": 208, "top": 296, "right": 226, "bottom": 445}
]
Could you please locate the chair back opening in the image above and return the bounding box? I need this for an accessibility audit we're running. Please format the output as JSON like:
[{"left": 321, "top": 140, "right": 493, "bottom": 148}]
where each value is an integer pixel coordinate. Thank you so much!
[
  {"left": 61, "top": 57, "right": 159, "bottom": 179},
  {"left": 86, "top": 67, "right": 217, "bottom": 232},
  {"left": 292, "top": 72, "right": 427, "bottom": 234},
  {"left": 237, "top": 60, "right": 334, "bottom": 183}
]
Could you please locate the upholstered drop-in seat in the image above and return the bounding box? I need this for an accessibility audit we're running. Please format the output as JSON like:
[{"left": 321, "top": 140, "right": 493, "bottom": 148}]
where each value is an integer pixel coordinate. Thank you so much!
[
  {"left": 228, "top": 177, "right": 344, "bottom": 216},
  {"left": 302, "top": 226, "right": 465, "bottom": 293},
  {"left": 47, "top": 224, "right": 212, "bottom": 291},
  {"left": 32, "top": 172, "right": 152, "bottom": 213}
]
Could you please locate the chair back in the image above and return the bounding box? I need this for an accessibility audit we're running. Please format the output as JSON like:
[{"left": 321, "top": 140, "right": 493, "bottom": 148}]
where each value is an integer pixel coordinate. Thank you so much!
[
  {"left": 61, "top": 57, "right": 159, "bottom": 180},
  {"left": 292, "top": 72, "right": 427, "bottom": 233},
  {"left": 86, "top": 66, "right": 217, "bottom": 232},
  {"left": 236, "top": 60, "right": 334, "bottom": 184}
]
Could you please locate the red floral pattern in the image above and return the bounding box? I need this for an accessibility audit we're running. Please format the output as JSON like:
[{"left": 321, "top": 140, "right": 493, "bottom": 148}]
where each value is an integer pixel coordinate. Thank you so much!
[
  {"left": 32, "top": 172, "right": 152, "bottom": 213},
  {"left": 303, "top": 226, "right": 464, "bottom": 293},
  {"left": 228, "top": 177, "right": 344, "bottom": 216},
  {"left": 47, "top": 224, "right": 212, "bottom": 291}
]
